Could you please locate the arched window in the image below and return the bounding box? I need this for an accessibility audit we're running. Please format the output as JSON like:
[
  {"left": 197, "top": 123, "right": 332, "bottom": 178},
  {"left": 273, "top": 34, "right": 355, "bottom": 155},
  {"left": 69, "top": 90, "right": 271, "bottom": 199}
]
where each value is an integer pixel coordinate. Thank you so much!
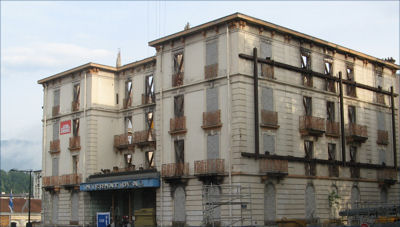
[
  {"left": 174, "top": 186, "right": 186, "bottom": 223},
  {"left": 351, "top": 186, "right": 360, "bottom": 209},
  {"left": 265, "top": 183, "right": 276, "bottom": 222},
  {"left": 71, "top": 192, "right": 79, "bottom": 223},
  {"left": 305, "top": 184, "right": 316, "bottom": 220}
]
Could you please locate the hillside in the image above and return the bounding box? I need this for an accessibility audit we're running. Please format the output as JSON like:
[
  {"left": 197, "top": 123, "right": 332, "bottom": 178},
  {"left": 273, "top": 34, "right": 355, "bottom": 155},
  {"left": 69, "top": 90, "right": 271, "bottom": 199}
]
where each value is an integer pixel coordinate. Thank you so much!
[{"left": 0, "top": 170, "right": 30, "bottom": 194}]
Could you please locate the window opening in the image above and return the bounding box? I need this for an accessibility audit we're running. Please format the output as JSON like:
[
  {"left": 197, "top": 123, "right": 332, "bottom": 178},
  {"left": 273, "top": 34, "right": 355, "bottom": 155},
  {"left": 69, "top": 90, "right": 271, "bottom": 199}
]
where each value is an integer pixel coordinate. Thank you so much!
[
  {"left": 72, "top": 119, "right": 79, "bottom": 137},
  {"left": 350, "top": 146, "right": 357, "bottom": 162},
  {"left": 174, "top": 140, "right": 184, "bottom": 164},
  {"left": 146, "top": 151, "right": 154, "bottom": 168},
  {"left": 125, "top": 80, "right": 132, "bottom": 107},
  {"left": 53, "top": 121, "right": 59, "bottom": 140},
  {"left": 125, "top": 116, "right": 133, "bottom": 143},
  {"left": 145, "top": 109, "right": 154, "bottom": 141},
  {"left": 72, "top": 155, "right": 78, "bottom": 174},
  {"left": 174, "top": 52, "right": 184, "bottom": 74},
  {"left": 348, "top": 106, "right": 356, "bottom": 123},
  {"left": 54, "top": 89, "right": 60, "bottom": 106},
  {"left": 379, "top": 149, "right": 386, "bottom": 166},
  {"left": 73, "top": 84, "right": 80, "bottom": 103},
  {"left": 174, "top": 95, "right": 184, "bottom": 117},
  {"left": 303, "top": 96, "right": 312, "bottom": 116},
  {"left": 145, "top": 75, "right": 155, "bottom": 103},
  {"left": 346, "top": 66, "right": 356, "bottom": 97},
  {"left": 327, "top": 101, "right": 335, "bottom": 122},
  {"left": 324, "top": 58, "right": 335, "bottom": 92},
  {"left": 305, "top": 140, "right": 313, "bottom": 159},
  {"left": 328, "top": 143, "right": 336, "bottom": 161}
]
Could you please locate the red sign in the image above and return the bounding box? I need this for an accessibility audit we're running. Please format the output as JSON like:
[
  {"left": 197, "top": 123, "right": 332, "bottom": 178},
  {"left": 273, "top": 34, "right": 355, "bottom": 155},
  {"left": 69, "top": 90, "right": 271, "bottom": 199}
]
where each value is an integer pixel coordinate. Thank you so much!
[
  {"left": 361, "top": 224, "right": 369, "bottom": 227},
  {"left": 60, "top": 120, "right": 71, "bottom": 135}
]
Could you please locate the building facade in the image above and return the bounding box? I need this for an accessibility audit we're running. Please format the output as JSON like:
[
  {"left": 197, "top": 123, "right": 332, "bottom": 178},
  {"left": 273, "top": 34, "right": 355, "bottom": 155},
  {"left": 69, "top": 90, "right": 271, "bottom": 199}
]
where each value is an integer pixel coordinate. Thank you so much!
[{"left": 39, "top": 13, "right": 400, "bottom": 227}]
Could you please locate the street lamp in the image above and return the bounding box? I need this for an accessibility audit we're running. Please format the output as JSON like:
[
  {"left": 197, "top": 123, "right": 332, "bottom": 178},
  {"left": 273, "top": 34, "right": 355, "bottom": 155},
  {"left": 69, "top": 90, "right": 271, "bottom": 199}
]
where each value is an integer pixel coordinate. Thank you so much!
[{"left": 10, "top": 169, "right": 41, "bottom": 227}]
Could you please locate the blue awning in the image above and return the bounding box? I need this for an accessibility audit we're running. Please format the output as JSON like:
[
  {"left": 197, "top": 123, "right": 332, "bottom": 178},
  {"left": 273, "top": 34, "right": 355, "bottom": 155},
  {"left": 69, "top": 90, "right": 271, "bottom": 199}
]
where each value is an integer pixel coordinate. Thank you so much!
[{"left": 80, "top": 178, "right": 160, "bottom": 191}]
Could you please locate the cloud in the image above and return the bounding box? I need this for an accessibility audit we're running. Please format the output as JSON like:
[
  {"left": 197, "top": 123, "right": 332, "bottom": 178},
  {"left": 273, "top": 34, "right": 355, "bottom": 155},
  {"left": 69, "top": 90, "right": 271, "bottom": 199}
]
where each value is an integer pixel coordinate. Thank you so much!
[
  {"left": 2, "top": 42, "right": 114, "bottom": 71},
  {"left": 1, "top": 139, "right": 42, "bottom": 171}
]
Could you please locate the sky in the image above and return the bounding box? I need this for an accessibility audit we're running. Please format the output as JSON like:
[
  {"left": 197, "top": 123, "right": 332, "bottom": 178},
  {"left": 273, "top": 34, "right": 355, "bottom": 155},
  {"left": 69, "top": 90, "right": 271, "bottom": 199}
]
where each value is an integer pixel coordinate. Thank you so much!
[{"left": 1, "top": 1, "right": 399, "bottom": 171}]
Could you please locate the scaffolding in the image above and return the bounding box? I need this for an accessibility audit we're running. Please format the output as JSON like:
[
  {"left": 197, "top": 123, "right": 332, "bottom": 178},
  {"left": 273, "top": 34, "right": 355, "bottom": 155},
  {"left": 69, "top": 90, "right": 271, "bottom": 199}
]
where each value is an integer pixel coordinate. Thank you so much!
[
  {"left": 202, "top": 184, "right": 253, "bottom": 227},
  {"left": 339, "top": 201, "right": 400, "bottom": 225}
]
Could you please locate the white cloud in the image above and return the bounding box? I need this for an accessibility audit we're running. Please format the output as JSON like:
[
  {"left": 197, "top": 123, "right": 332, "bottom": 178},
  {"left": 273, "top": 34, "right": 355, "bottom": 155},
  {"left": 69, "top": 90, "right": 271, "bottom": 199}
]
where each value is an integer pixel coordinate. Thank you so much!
[{"left": 1, "top": 139, "right": 42, "bottom": 171}]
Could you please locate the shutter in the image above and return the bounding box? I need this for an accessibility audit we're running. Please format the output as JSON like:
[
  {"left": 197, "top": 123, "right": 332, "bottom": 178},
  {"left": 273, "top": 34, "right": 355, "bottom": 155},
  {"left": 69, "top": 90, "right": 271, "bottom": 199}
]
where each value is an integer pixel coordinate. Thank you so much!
[
  {"left": 71, "top": 192, "right": 79, "bottom": 221},
  {"left": 262, "top": 87, "right": 274, "bottom": 111},
  {"left": 351, "top": 187, "right": 360, "bottom": 209},
  {"left": 305, "top": 185, "right": 316, "bottom": 219},
  {"left": 263, "top": 134, "right": 275, "bottom": 155},
  {"left": 52, "top": 194, "right": 59, "bottom": 224},
  {"left": 54, "top": 90, "right": 60, "bottom": 106},
  {"left": 52, "top": 157, "right": 59, "bottom": 176},
  {"left": 174, "top": 186, "right": 186, "bottom": 222},
  {"left": 175, "top": 140, "right": 184, "bottom": 164},
  {"left": 207, "top": 134, "right": 220, "bottom": 159},
  {"left": 377, "top": 112, "right": 385, "bottom": 130},
  {"left": 206, "top": 40, "right": 218, "bottom": 66},
  {"left": 206, "top": 88, "right": 218, "bottom": 112},
  {"left": 265, "top": 184, "right": 276, "bottom": 221},
  {"left": 53, "top": 121, "right": 59, "bottom": 140}
]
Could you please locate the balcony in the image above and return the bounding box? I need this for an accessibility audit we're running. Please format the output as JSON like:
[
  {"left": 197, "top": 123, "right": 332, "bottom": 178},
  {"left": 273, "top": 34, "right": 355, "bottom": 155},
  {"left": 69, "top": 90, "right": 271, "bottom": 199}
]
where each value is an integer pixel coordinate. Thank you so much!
[
  {"left": 142, "top": 94, "right": 155, "bottom": 105},
  {"left": 49, "top": 140, "right": 60, "bottom": 154},
  {"left": 328, "top": 164, "right": 339, "bottom": 177},
  {"left": 202, "top": 110, "right": 222, "bottom": 130},
  {"left": 326, "top": 80, "right": 336, "bottom": 93},
  {"left": 194, "top": 159, "right": 225, "bottom": 175},
  {"left": 172, "top": 72, "right": 184, "bottom": 87},
  {"left": 60, "top": 173, "right": 82, "bottom": 186},
  {"left": 326, "top": 121, "right": 340, "bottom": 137},
  {"left": 259, "top": 159, "right": 288, "bottom": 177},
  {"left": 204, "top": 63, "right": 218, "bottom": 80},
  {"left": 52, "top": 105, "right": 60, "bottom": 116},
  {"left": 376, "top": 93, "right": 385, "bottom": 105},
  {"left": 347, "top": 85, "right": 357, "bottom": 97},
  {"left": 42, "top": 176, "right": 60, "bottom": 189},
  {"left": 69, "top": 136, "right": 81, "bottom": 151},
  {"left": 350, "top": 166, "right": 360, "bottom": 179},
  {"left": 299, "top": 116, "right": 325, "bottom": 136},
  {"left": 161, "top": 163, "right": 189, "bottom": 178},
  {"left": 169, "top": 116, "right": 187, "bottom": 135},
  {"left": 261, "top": 64, "right": 274, "bottom": 79},
  {"left": 346, "top": 123, "right": 368, "bottom": 143},
  {"left": 114, "top": 133, "right": 134, "bottom": 151},
  {"left": 123, "top": 98, "right": 132, "bottom": 109},
  {"left": 260, "top": 110, "right": 279, "bottom": 129},
  {"left": 377, "top": 168, "right": 397, "bottom": 185},
  {"left": 133, "top": 130, "right": 156, "bottom": 147},
  {"left": 71, "top": 100, "right": 80, "bottom": 112},
  {"left": 377, "top": 130, "right": 389, "bottom": 145}
]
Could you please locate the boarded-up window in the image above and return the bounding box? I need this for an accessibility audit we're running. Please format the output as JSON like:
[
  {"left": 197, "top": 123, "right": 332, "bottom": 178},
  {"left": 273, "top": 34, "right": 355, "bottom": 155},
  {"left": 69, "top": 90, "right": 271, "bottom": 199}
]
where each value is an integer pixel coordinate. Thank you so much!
[
  {"left": 305, "top": 184, "right": 316, "bottom": 220},
  {"left": 328, "top": 143, "right": 336, "bottom": 161},
  {"left": 264, "top": 183, "right": 276, "bottom": 222},
  {"left": 54, "top": 89, "right": 60, "bottom": 107},
  {"left": 350, "top": 146, "right": 357, "bottom": 162},
  {"left": 303, "top": 97, "right": 312, "bottom": 116},
  {"left": 52, "top": 157, "right": 59, "bottom": 176},
  {"left": 348, "top": 106, "right": 356, "bottom": 123},
  {"left": 73, "top": 119, "right": 80, "bottom": 137},
  {"left": 260, "top": 41, "right": 274, "bottom": 78},
  {"left": 71, "top": 192, "right": 79, "bottom": 222},
  {"left": 206, "top": 40, "right": 218, "bottom": 66},
  {"left": 207, "top": 134, "right": 219, "bottom": 160},
  {"left": 174, "top": 186, "right": 186, "bottom": 223},
  {"left": 53, "top": 121, "right": 59, "bottom": 140},
  {"left": 379, "top": 149, "right": 386, "bottom": 165},
  {"left": 206, "top": 88, "right": 218, "bottom": 112},
  {"left": 52, "top": 193, "right": 59, "bottom": 224},
  {"left": 174, "top": 95, "right": 184, "bottom": 117},
  {"left": 263, "top": 134, "right": 275, "bottom": 155},
  {"left": 377, "top": 112, "right": 385, "bottom": 130},
  {"left": 175, "top": 140, "right": 184, "bottom": 164},
  {"left": 380, "top": 188, "right": 388, "bottom": 204},
  {"left": 327, "top": 102, "right": 335, "bottom": 122},
  {"left": 262, "top": 87, "right": 274, "bottom": 111},
  {"left": 351, "top": 186, "right": 360, "bottom": 209}
]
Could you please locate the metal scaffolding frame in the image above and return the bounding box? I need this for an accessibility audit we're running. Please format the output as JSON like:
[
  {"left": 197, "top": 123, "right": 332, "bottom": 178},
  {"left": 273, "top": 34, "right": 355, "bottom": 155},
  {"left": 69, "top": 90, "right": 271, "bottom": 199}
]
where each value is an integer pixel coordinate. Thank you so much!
[{"left": 339, "top": 201, "right": 400, "bottom": 225}]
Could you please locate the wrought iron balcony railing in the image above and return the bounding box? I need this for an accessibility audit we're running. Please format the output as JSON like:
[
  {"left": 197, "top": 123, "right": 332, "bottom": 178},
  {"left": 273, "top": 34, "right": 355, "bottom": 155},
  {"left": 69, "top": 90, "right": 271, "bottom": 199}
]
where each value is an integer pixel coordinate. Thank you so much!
[
  {"left": 204, "top": 63, "right": 218, "bottom": 79},
  {"left": 69, "top": 136, "right": 81, "bottom": 151},
  {"left": 326, "top": 121, "right": 340, "bottom": 137},
  {"left": 259, "top": 159, "right": 288, "bottom": 176},
  {"left": 71, "top": 101, "right": 80, "bottom": 112},
  {"left": 114, "top": 133, "right": 134, "bottom": 150},
  {"left": 52, "top": 105, "right": 60, "bottom": 116},
  {"left": 377, "top": 130, "right": 389, "bottom": 145},
  {"left": 346, "top": 123, "right": 368, "bottom": 143},
  {"left": 261, "top": 110, "right": 279, "bottom": 129},
  {"left": 299, "top": 116, "right": 325, "bottom": 136},
  {"left": 202, "top": 110, "right": 222, "bottom": 129},
  {"left": 50, "top": 140, "right": 60, "bottom": 154},
  {"left": 194, "top": 159, "right": 225, "bottom": 175},
  {"left": 172, "top": 72, "right": 184, "bottom": 87},
  {"left": 169, "top": 116, "right": 187, "bottom": 135},
  {"left": 161, "top": 163, "right": 189, "bottom": 178},
  {"left": 133, "top": 130, "right": 155, "bottom": 146}
]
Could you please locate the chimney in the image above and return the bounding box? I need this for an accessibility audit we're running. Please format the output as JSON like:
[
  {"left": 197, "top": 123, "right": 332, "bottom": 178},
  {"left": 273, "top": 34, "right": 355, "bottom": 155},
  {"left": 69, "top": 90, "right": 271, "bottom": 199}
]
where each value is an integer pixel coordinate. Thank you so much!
[{"left": 116, "top": 49, "right": 121, "bottom": 68}]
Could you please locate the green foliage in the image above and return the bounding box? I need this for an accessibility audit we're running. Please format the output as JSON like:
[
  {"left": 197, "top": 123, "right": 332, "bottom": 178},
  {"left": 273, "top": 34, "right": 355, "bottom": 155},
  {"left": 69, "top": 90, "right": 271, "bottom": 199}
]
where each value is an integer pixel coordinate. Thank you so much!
[
  {"left": 328, "top": 191, "right": 340, "bottom": 207},
  {"left": 0, "top": 169, "right": 31, "bottom": 194}
]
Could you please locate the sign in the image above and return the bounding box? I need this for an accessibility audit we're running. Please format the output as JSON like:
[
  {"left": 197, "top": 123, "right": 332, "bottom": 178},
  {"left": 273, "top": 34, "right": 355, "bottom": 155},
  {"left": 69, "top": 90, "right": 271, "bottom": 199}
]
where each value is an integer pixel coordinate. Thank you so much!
[
  {"left": 97, "top": 212, "right": 110, "bottom": 227},
  {"left": 80, "top": 178, "right": 160, "bottom": 191},
  {"left": 361, "top": 224, "right": 369, "bottom": 227},
  {"left": 60, "top": 120, "right": 71, "bottom": 135}
]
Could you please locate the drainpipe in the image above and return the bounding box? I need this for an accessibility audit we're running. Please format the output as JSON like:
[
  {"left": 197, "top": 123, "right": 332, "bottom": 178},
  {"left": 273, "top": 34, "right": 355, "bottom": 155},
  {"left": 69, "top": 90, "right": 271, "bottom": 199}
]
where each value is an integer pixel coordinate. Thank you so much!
[
  {"left": 42, "top": 84, "right": 47, "bottom": 179},
  {"left": 390, "top": 86, "right": 397, "bottom": 168},
  {"left": 339, "top": 72, "right": 346, "bottom": 165},
  {"left": 159, "top": 51, "right": 164, "bottom": 227},
  {"left": 83, "top": 71, "right": 87, "bottom": 227},
  {"left": 253, "top": 48, "right": 259, "bottom": 158},
  {"left": 226, "top": 24, "right": 233, "bottom": 226}
]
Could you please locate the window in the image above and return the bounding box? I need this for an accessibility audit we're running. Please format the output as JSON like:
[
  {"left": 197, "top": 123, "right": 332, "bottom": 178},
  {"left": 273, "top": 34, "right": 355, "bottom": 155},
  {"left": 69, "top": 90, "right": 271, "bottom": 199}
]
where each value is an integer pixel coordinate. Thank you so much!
[
  {"left": 303, "top": 96, "right": 312, "bottom": 116},
  {"left": 174, "top": 140, "right": 184, "bottom": 164},
  {"left": 305, "top": 140, "right": 313, "bottom": 159},
  {"left": 125, "top": 116, "right": 133, "bottom": 133},
  {"left": 206, "top": 87, "right": 218, "bottom": 112},
  {"left": 350, "top": 146, "right": 357, "bottom": 162},
  {"left": 351, "top": 186, "right": 360, "bottom": 209},
  {"left": 173, "top": 52, "right": 184, "bottom": 86},
  {"left": 348, "top": 106, "right": 356, "bottom": 123},
  {"left": 346, "top": 66, "right": 356, "bottom": 97},
  {"left": 205, "top": 40, "right": 218, "bottom": 79},
  {"left": 146, "top": 109, "right": 154, "bottom": 130},
  {"left": 263, "top": 134, "right": 275, "bottom": 155},
  {"left": 328, "top": 144, "right": 336, "bottom": 161},
  {"left": 324, "top": 58, "right": 335, "bottom": 92},
  {"left": 305, "top": 184, "right": 316, "bottom": 220},
  {"left": 54, "top": 89, "right": 60, "bottom": 107},
  {"left": 301, "top": 49, "right": 312, "bottom": 87},
  {"left": 173, "top": 186, "right": 186, "bottom": 224},
  {"left": 145, "top": 75, "right": 155, "bottom": 104},
  {"left": 72, "top": 155, "right": 78, "bottom": 174},
  {"left": 145, "top": 151, "right": 154, "bottom": 168},
  {"left": 124, "top": 80, "right": 132, "bottom": 108},
  {"left": 207, "top": 134, "right": 220, "bottom": 159},
  {"left": 52, "top": 193, "right": 59, "bottom": 224},
  {"left": 260, "top": 40, "right": 274, "bottom": 78},
  {"left": 174, "top": 95, "right": 184, "bottom": 118},
  {"left": 379, "top": 149, "right": 386, "bottom": 165},
  {"left": 72, "top": 119, "right": 79, "bottom": 137},
  {"left": 262, "top": 87, "right": 274, "bottom": 111},
  {"left": 305, "top": 140, "right": 315, "bottom": 176},
  {"left": 380, "top": 188, "right": 388, "bottom": 204},
  {"left": 327, "top": 102, "right": 335, "bottom": 122},
  {"left": 52, "top": 157, "right": 59, "bottom": 176},
  {"left": 264, "top": 183, "right": 276, "bottom": 223},
  {"left": 72, "top": 83, "right": 80, "bottom": 106},
  {"left": 71, "top": 192, "right": 79, "bottom": 223},
  {"left": 53, "top": 121, "right": 59, "bottom": 140}
]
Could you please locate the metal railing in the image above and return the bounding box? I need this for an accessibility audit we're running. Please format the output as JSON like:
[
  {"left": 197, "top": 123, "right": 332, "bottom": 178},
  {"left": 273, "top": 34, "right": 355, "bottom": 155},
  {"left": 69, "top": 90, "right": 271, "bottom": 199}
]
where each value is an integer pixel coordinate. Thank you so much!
[
  {"left": 377, "top": 130, "right": 389, "bottom": 145},
  {"left": 261, "top": 110, "right": 278, "bottom": 128},
  {"left": 52, "top": 105, "right": 60, "bottom": 116},
  {"left": 194, "top": 159, "right": 225, "bottom": 175},
  {"left": 204, "top": 63, "right": 218, "bottom": 79},
  {"left": 326, "top": 121, "right": 340, "bottom": 137},
  {"left": 259, "top": 159, "right": 288, "bottom": 174},
  {"left": 299, "top": 116, "right": 325, "bottom": 135},
  {"left": 114, "top": 133, "right": 134, "bottom": 148},
  {"left": 133, "top": 130, "right": 155, "bottom": 144},
  {"left": 50, "top": 140, "right": 60, "bottom": 153},
  {"left": 69, "top": 136, "right": 81, "bottom": 150},
  {"left": 161, "top": 163, "right": 189, "bottom": 178},
  {"left": 346, "top": 123, "right": 368, "bottom": 141},
  {"left": 202, "top": 110, "right": 222, "bottom": 129},
  {"left": 170, "top": 116, "right": 186, "bottom": 134}
]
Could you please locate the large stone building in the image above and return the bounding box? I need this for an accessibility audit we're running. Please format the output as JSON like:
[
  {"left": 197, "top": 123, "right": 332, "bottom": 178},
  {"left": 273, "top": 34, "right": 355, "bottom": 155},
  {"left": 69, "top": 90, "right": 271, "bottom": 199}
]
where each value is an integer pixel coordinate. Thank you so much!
[{"left": 38, "top": 13, "right": 400, "bottom": 226}]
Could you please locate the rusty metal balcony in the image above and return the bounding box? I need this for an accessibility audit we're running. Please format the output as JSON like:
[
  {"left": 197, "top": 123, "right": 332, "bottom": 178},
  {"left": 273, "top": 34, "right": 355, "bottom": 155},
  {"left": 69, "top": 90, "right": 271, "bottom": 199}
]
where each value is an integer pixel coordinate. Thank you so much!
[
  {"left": 60, "top": 174, "right": 82, "bottom": 186},
  {"left": 71, "top": 101, "right": 80, "bottom": 112},
  {"left": 161, "top": 163, "right": 189, "bottom": 178},
  {"left": 350, "top": 166, "right": 360, "bottom": 179},
  {"left": 328, "top": 164, "right": 339, "bottom": 177},
  {"left": 299, "top": 116, "right": 325, "bottom": 136},
  {"left": 202, "top": 110, "right": 222, "bottom": 130},
  {"left": 377, "top": 130, "right": 389, "bottom": 145},
  {"left": 42, "top": 176, "right": 60, "bottom": 188},
  {"left": 142, "top": 94, "right": 155, "bottom": 105},
  {"left": 260, "top": 110, "right": 279, "bottom": 129},
  {"left": 133, "top": 130, "right": 155, "bottom": 147},
  {"left": 259, "top": 159, "right": 288, "bottom": 177},
  {"left": 346, "top": 123, "right": 368, "bottom": 143},
  {"left": 204, "top": 63, "right": 218, "bottom": 79},
  {"left": 52, "top": 105, "right": 60, "bottom": 116},
  {"left": 50, "top": 140, "right": 60, "bottom": 154},
  {"left": 69, "top": 136, "right": 81, "bottom": 151},
  {"left": 123, "top": 98, "right": 132, "bottom": 109},
  {"left": 376, "top": 93, "right": 385, "bottom": 105},
  {"left": 261, "top": 64, "right": 274, "bottom": 79},
  {"left": 326, "top": 121, "right": 340, "bottom": 137},
  {"left": 169, "top": 116, "right": 187, "bottom": 135},
  {"left": 194, "top": 159, "right": 225, "bottom": 175},
  {"left": 377, "top": 168, "right": 397, "bottom": 185},
  {"left": 172, "top": 72, "right": 184, "bottom": 87},
  {"left": 114, "top": 133, "right": 134, "bottom": 150}
]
